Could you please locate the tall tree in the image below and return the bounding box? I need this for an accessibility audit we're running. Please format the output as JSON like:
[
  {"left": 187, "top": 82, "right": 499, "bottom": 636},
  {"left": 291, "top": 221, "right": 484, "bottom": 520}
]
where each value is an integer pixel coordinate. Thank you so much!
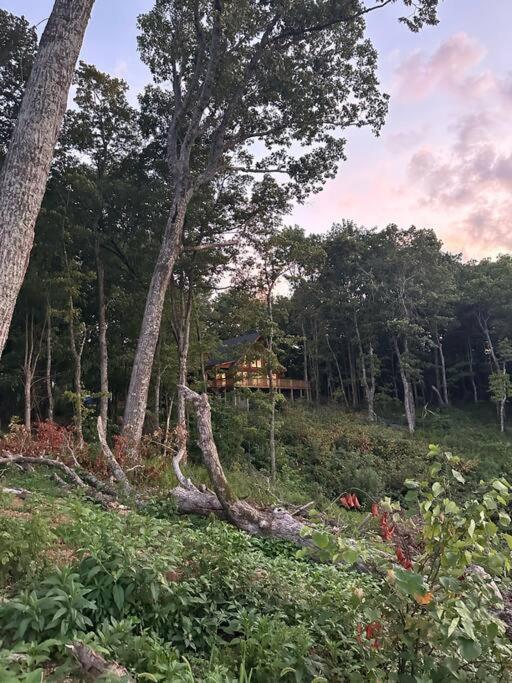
[
  {"left": 0, "top": 0, "right": 95, "bottom": 359},
  {"left": 62, "top": 62, "right": 138, "bottom": 429},
  {"left": 122, "top": 0, "right": 440, "bottom": 451}
]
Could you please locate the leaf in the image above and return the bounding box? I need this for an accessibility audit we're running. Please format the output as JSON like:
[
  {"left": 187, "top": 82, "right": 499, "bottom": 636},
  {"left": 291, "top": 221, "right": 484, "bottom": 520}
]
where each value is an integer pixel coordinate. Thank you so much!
[
  {"left": 23, "top": 671, "right": 44, "bottom": 683},
  {"left": 504, "top": 534, "right": 512, "bottom": 550},
  {"left": 492, "top": 480, "right": 509, "bottom": 494},
  {"left": 467, "top": 519, "right": 475, "bottom": 538},
  {"left": 451, "top": 469, "right": 465, "bottom": 484},
  {"left": 432, "top": 482, "right": 443, "bottom": 498},
  {"left": 312, "top": 531, "right": 330, "bottom": 550},
  {"left": 448, "top": 617, "right": 459, "bottom": 637},
  {"left": 458, "top": 637, "right": 482, "bottom": 661},
  {"left": 113, "top": 584, "right": 124, "bottom": 611},
  {"left": 414, "top": 592, "right": 433, "bottom": 605},
  {"left": 394, "top": 569, "right": 425, "bottom": 597}
]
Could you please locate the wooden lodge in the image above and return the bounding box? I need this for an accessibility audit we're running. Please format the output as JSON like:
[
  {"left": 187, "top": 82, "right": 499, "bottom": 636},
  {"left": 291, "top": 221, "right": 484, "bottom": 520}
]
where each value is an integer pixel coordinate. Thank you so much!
[{"left": 207, "top": 332, "right": 310, "bottom": 398}]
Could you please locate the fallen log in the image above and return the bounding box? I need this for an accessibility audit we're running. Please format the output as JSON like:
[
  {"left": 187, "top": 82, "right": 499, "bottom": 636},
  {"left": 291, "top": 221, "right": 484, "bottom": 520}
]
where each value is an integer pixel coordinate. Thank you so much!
[
  {"left": 68, "top": 642, "right": 134, "bottom": 681},
  {"left": 179, "top": 386, "right": 312, "bottom": 546}
]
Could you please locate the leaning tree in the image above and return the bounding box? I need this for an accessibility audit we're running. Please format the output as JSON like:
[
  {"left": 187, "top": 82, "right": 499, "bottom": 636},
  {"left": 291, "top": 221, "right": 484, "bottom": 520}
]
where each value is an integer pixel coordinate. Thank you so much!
[
  {"left": 0, "top": 0, "right": 95, "bottom": 359},
  {"left": 122, "top": 0, "right": 441, "bottom": 451}
]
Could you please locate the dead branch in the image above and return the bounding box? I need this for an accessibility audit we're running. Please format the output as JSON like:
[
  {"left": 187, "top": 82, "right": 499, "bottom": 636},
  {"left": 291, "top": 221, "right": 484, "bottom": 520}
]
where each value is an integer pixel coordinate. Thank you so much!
[
  {"left": 97, "top": 416, "right": 132, "bottom": 495},
  {"left": 0, "top": 454, "right": 87, "bottom": 487}
]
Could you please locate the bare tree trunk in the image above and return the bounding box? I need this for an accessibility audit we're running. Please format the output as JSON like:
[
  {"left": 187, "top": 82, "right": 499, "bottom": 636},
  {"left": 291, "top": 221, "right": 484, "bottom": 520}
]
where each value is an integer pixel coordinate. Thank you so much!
[
  {"left": 435, "top": 333, "right": 449, "bottom": 406},
  {"left": 302, "top": 320, "right": 311, "bottom": 402},
  {"left": 325, "top": 333, "right": 348, "bottom": 408},
  {"left": 0, "top": 0, "right": 95, "bottom": 358},
  {"left": 354, "top": 315, "right": 376, "bottom": 421},
  {"left": 163, "top": 393, "right": 174, "bottom": 458},
  {"left": 393, "top": 336, "right": 415, "bottom": 433},
  {"left": 95, "top": 237, "right": 109, "bottom": 429},
  {"left": 23, "top": 313, "right": 44, "bottom": 432},
  {"left": 172, "top": 286, "right": 194, "bottom": 488},
  {"left": 153, "top": 334, "right": 162, "bottom": 431},
  {"left": 46, "top": 302, "right": 54, "bottom": 421},
  {"left": 122, "top": 197, "right": 190, "bottom": 451},
  {"left": 23, "top": 314, "right": 33, "bottom": 432},
  {"left": 68, "top": 297, "right": 85, "bottom": 448},
  {"left": 196, "top": 317, "right": 208, "bottom": 392},
  {"left": 348, "top": 341, "right": 358, "bottom": 409},
  {"left": 267, "top": 293, "right": 277, "bottom": 483},
  {"left": 181, "top": 386, "right": 310, "bottom": 544},
  {"left": 467, "top": 341, "right": 478, "bottom": 403}
]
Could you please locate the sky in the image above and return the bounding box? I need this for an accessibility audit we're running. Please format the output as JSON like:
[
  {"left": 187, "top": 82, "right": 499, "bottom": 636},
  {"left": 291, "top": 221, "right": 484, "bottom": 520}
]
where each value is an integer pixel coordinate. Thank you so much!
[{"left": 3, "top": 0, "right": 512, "bottom": 259}]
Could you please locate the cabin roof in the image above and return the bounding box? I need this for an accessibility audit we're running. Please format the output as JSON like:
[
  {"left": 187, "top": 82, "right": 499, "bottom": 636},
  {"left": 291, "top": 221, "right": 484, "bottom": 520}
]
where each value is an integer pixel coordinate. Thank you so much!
[{"left": 207, "top": 331, "right": 261, "bottom": 367}]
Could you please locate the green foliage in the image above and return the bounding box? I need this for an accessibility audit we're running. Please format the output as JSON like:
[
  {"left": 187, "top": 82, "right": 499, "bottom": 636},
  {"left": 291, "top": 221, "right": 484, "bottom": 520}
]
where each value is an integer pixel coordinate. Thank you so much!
[
  {"left": 307, "top": 446, "right": 512, "bottom": 680},
  {"left": 0, "top": 504, "right": 56, "bottom": 586}
]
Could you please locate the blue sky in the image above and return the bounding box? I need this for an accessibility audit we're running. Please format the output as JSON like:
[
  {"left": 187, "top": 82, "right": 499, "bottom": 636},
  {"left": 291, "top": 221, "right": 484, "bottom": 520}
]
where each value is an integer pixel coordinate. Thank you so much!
[{"left": 4, "top": 1, "right": 512, "bottom": 257}]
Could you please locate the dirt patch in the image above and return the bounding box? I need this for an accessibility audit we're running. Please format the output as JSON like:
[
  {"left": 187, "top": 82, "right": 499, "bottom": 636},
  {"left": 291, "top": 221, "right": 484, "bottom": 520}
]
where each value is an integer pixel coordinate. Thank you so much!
[
  {"left": 0, "top": 508, "right": 31, "bottom": 520},
  {"left": 46, "top": 541, "right": 77, "bottom": 567}
]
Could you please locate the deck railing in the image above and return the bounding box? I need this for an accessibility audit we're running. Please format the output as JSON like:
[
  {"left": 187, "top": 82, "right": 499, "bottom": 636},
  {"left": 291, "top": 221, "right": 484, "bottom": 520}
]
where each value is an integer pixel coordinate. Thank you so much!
[{"left": 208, "top": 377, "right": 309, "bottom": 390}]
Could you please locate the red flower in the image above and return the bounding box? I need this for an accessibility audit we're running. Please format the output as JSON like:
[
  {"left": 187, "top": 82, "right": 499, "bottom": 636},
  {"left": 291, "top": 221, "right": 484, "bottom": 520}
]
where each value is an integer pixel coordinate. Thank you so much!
[
  {"left": 340, "top": 495, "right": 350, "bottom": 508},
  {"left": 371, "top": 502, "right": 379, "bottom": 517},
  {"left": 353, "top": 494, "right": 361, "bottom": 509}
]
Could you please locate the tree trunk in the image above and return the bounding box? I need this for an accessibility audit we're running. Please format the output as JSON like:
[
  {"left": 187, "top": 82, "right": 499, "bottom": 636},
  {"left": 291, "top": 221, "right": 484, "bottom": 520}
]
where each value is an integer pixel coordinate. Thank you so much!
[
  {"left": 435, "top": 334, "right": 449, "bottom": 406},
  {"left": 267, "top": 293, "right": 277, "bottom": 483},
  {"left": 348, "top": 341, "right": 358, "bottom": 409},
  {"left": 46, "top": 302, "right": 54, "bottom": 421},
  {"left": 23, "top": 314, "right": 33, "bottom": 432},
  {"left": 302, "top": 320, "right": 311, "bottom": 402},
  {"left": 95, "top": 237, "right": 109, "bottom": 429},
  {"left": 181, "top": 386, "right": 310, "bottom": 545},
  {"left": 122, "top": 197, "right": 190, "bottom": 451},
  {"left": 173, "top": 286, "right": 194, "bottom": 488},
  {"left": 0, "top": 0, "right": 95, "bottom": 358},
  {"left": 393, "top": 337, "right": 416, "bottom": 433},
  {"left": 325, "top": 333, "right": 348, "bottom": 408},
  {"left": 68, "top": 297, "right": 85, "bottom": 448},
  {"left": 354, "top": 315, "right": 376, "bottom": 421},
  {"left": 467, "top": 341, "right": 478, "bottom": 404},
  {"left": 23, "top": 313, "right": 44, "bottom": 432}
]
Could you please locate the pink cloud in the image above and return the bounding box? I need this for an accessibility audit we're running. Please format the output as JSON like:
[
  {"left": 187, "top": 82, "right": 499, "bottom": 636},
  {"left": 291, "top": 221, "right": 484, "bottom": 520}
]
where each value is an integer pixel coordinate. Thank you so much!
[{"left": 394, "top": 33, "right": 487, "bottom": 101}]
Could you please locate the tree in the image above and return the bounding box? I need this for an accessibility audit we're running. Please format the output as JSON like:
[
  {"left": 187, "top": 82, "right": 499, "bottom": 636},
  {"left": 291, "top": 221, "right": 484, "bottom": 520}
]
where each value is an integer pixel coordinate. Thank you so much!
[
  {"left": 121, "top": 0, "right": 440, "bottom": 451},
  {"left": 62, "top": 62, "right": 138, "bottom": 429},
  {"left": 0, "top": 0, "right": 95, "bottom": 359}
]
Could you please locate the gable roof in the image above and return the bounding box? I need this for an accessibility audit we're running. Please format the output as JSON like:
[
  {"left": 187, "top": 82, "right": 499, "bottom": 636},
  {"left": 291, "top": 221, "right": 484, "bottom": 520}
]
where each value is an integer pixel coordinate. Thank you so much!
[{"left": 207, "top": 331, "right": 261, "bottom": 367}]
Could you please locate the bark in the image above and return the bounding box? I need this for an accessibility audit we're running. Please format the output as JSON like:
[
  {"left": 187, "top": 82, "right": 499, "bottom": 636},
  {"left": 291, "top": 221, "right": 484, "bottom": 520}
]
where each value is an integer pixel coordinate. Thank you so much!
[
  {"left": 302, "top": 321, "right": 311, "bottom": 402},
  {"left": 68, "top": 643, "right": 134, "bottom": 682},
  {"left": 181, "top": 386, "right": 310, "bottom": 545},
  {"left": 68, "top": 297, "right": 85, "bottom": 448},
  {"left": 467, "top": 341, "right": 478, "bottom": 404},
  {"left": 154, "top": 334, "right": 162, "bottom": 430},
  {"left": 435, "top": 333, "right": 449, "bottom": 406},
  {"left": 0, "top": 0, "right": 95, "bottom": 358},
  {"left": 46, "top": 302, "right": 54, "bottom": 421},
  {"left": 325, "top": 333, "right": 348, "bottom": 408},
  {"left": 348, "top": 341, "right": 358, "bottom": 409},
  {"left": 393, "top": 337, "right": 416, "bottom": 433},
  {"left": 95, "top": 236, "right": 109, "bottom": 428},
  {"left": 96, "top": 417, "right": 132, "bottom": 495},
  {"left": 173, "top": 287, "right": 195, "bottom": 489},
  {"left": 267, "top": 293, "right": 277, "bottom": 483},
  {"left": 122, "top": 195, "right": 191, "bottom": 451},
  {"left": 22, "top": 313, "right": 44, "bottom": 432},
  {"left": 354, "top": 315, "right": 376, "bottom": 421}
]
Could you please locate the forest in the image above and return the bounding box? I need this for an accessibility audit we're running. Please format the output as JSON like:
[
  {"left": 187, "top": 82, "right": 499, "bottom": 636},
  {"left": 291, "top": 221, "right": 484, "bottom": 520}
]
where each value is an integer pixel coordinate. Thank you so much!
[{"left": 1, "top": 1, "right": 512, "bottom": 681}]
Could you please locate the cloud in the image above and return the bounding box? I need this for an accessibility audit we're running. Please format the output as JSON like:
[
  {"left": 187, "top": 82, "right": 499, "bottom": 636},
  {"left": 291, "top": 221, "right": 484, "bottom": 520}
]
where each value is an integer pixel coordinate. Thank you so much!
[
  {"left": 406, "top": 111, "right": 512, "bottom": 253},
  {"left": 394, "top": 33, "right": 487, "bottom": 101}
]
